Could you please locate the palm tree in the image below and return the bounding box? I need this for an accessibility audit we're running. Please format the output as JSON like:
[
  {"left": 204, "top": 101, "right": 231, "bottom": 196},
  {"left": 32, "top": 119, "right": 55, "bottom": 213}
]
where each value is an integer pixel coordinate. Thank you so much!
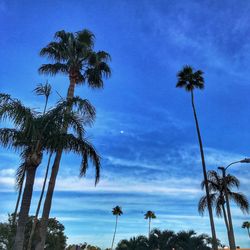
[
  {"left": 149, "top": 229, "right": 176, "bottom": 250},
  {"left": 27, "top": 82, "right": 53, "bottom": 250},
  {"left": 116, "top": 236, "right": 149, "bottom": 250},
  {"left": 144, "top": 211, "right": 156, "bottom": 239},
  {"left": 111, "top": 206, "right": 123, "bottom": 250},
  {"left": 176, "top": 65, "right": 218, "bottom": 250},
  {"left": 242, "top": 221, "right": 250, "bottom": 238},
  {"left": 36, "top": 29, "right": 111, "bottom": 250},
  {"left": 175, "top": 230, "right": 211, "bottom": 250},
  {"left": 0, "top": 94, "right": 98, "bottom": 250},
  {"left": 12, "top": 83, "right": 52, "bottom": 227},
  {"left": 198, "top": 170, "right": 249, "bottom": 247}
]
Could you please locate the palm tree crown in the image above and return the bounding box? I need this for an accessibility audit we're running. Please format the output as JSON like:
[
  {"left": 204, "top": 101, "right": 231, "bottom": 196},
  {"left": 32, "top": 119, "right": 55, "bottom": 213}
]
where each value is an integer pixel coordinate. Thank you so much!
[
  {"left": 176, "top": 65, "right": 204, "bottom": 91},
  {"left": 112, "top": 206, "right": 123, "bottom": 216},
  {"left": 198, "top": 170, "right": 249, "bottom": 217},
  {"left": 242, "top": 221, "right": 250, "bottom": 238},
  {"left": 39, "top": 29, "right": 111, "bottom": 89},
  {"left": 144, "top": 211, "right": 156, "bottom": 220},
  {"left": 242, "top": 221, "right": 250, "bottom": 229}
]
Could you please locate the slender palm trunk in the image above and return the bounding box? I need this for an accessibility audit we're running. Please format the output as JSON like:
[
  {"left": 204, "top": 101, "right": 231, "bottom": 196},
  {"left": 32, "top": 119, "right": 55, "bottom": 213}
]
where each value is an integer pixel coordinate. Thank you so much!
[
  {"left": 36, "top": 79, "right": 76, "bottom": 250},
  {"left": 13, "top": 165, "right": 38, "bottom": 250},
  {"left": 27, "top": 153, "right": 52, "bottom": 250},
  {"left": 222, "top": 203, "right": 232, "bottom": 246},
  {"left": 247, "top": 228, "right": 250, "bottom": 238},
  {"left": 191, "top": 91, "right": 218, "bottom": 250},
  {"left": 222, "top": 204, "right": 229, "bottom": 232},
  {"left": 13, "top": 172, "right": 25, "bottom": 225},
  {"left": 111, "top": 216, "right": 118, "bottom": 250},
  {"left": 148, "top": 218, "right": 151, "bottom": 239}
]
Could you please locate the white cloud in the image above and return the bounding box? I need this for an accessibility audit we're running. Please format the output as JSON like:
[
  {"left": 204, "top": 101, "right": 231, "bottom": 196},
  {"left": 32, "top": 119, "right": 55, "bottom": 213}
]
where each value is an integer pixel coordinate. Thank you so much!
[{"left": 0, "top": 168, "right": 15, "bottom": 176}]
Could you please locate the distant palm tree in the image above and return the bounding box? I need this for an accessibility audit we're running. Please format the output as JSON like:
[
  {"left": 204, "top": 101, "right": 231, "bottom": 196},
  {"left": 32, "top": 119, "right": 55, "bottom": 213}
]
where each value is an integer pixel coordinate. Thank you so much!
[
  {"left": 144, "top": 211, "right": 156, "bottom": 239},
  {"left": 111, "top": 206, "right": 123, "bottom": 250},
  {"left": 176, "top": 65, "right": 218, "bottom": 250},
  {"left": 242, "top": 221, "right": 250, "bottom": 238},
  {"left": 36, "top": 29, "right": 111, "bottom": 250},
  {"left": 199, "top": 170, "right": 249, "bottom": 246}
]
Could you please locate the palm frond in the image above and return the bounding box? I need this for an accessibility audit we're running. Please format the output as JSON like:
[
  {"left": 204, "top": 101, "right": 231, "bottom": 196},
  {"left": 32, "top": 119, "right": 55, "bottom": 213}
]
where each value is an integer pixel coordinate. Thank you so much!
[
  {"left": 45, "top": 133, "right": 101, "bottom": 185},
  {"left": 225, "top": 174, "right": 240, "bottom": 189},
  {"left": 229, "top": 192, "right": 249, "bottom": 214},
  {"left": 38, "top": 63, "right": 68, "bottom": 75},
  {"left": 0, "top": 128, "right": 28, "bottom": 150},
  {"left": 15, "top": 162, "right": 26, "bottom": 190},
  {"left": 0, "top": 94, "right": 35, "bottom": 128},
  {"left": 33, "top": 82, "right": 52, "bottom": 98},
  {"left": 76, "top": 29, "right": 95, "bottom": 48},
  {"left": 198, "top": 195, "right": 208, "bottom": 216}
]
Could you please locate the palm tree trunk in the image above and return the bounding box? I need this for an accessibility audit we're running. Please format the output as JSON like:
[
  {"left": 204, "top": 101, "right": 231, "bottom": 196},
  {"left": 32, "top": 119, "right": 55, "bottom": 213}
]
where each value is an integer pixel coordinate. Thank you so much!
[
  {"left": 222, "top": 203, "right": 232, "bottom": 246},
  {"left": 13, "top": 172, "right": 25, "bottom": 225},
  {"left": 222, "top": 168, "right": 236, "bottom": 250},
  {"left": 13, "top": 166, "right": 37, "bottom": 250},
  {"left": 111, "top": 215, "right": 118, "bottom": 250},
  {"left": 27, "top": 153, "right": 52, "bottom": 250},
  {"left": 247, "top": 228, "right": 250, "bottom": 238},
  {"left": 191, "top": 90, "right": 218, "bottom": 250},
  {"left": 35, "top": 150, "right": 63, "bottom": 250},
  {"left": 148, "top": 218, "right": 151, "bottom": 239},
  {"left": 36, "top": 77, "right": 76, "bottom": 250}
]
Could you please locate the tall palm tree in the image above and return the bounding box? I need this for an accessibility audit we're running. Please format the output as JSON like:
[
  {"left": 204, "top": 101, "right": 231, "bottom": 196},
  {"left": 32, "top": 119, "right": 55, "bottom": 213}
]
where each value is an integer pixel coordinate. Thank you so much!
[
  {"left": 198, "top": 170, "right": 249, "bottom": 247},
  {"left": 144, "top": 211, "right": 156, "bottom": 239},
  {"left": 0, "top": 94, "right": 98, "bottom": 250},
  {"left": 36, "top": 29, "right": 111, "bottom": 250},
  {"left": 27, "top": 83, "right": 53, "bottom": 250},
  {"left": 176, "top": 65, "right": 218, "bottom": 250},
  {"left": 10, "top": 82, "right": 52, "bottom": 243},
  {"left": 111, "top": 206, "right": 123, "bottom": 250},
  {"left": 242, "top": 221, "right": 250, "bottom": 238}
]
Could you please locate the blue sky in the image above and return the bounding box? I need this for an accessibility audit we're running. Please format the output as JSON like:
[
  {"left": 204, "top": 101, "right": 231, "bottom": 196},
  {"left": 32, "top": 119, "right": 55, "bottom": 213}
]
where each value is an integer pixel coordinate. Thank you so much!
[{"left": 0, "top": 0, "right": 250, "bottom": 248}]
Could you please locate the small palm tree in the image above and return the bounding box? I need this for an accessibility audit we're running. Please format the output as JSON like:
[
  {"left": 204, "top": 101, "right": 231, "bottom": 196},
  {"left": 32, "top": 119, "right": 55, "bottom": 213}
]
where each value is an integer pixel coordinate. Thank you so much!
[
  {"left": 144, "top": 211, "right": 156, "bottom": 239},
  {"left": 199, "top": 170, "right": 249, "bottom": 246},
  {"left": 242, "top": 221, "right": 250, "bottom": 238},
  {"left": 36, "top": 29, "right": 111, "bottom": 250},
  {"left": 111, "top": 206, "right": 123, "bottom": 250},
  {"left": 176, "top": 65, "right": 218, "bottom": 250}
]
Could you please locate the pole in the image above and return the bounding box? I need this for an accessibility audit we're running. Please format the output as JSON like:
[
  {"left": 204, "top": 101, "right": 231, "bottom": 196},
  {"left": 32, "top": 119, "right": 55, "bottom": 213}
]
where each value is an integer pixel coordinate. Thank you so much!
[{"left": 221, "top": 167, "right": 236, "bottom": 250}]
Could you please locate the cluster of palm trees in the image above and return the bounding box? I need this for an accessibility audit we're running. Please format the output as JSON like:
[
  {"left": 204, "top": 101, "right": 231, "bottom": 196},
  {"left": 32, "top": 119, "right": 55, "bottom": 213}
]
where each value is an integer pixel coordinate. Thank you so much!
[
  {"left": 0, "top": 29, "right": 111, "bottom": 250},
  {"left": 0, "top": 28, "right": 249, "bottom": 250},
  {"left": 111, "top": 207, "right": 157, "bottom": 250},
  {"left": 176, "top": 66, "right": 249, "bottom": 250},
  {"left": 115, "top": 229, "right": 214, "bottom": 250}
]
